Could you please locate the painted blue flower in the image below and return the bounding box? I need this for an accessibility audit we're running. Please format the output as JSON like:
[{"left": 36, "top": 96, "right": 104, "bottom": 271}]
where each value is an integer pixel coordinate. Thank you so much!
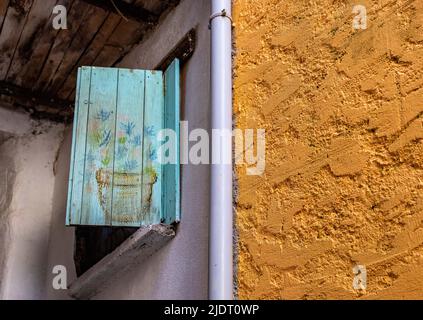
[
  {"left": 99, "top": 129, "right": 112, "bottom": 147},
  {"left": 86, "top": 150, "right": 96, "bottom": 163},
  {"left": 116, "top": 144, "right": 128, "bottom": 160},
  {"left": 124, "top": 159, "right": 139, "bottom": 171},
  {"left": 95, "top": 109, "right": 112, "bottom": 122},
  {"left": 120, "top": 121, "right": 136, "bottom": 137},
  {"left": 149, "top": 148, "right": 157, "bottom": 161},
  {"left": 131, "top": 134, "right": 142, "bottom": 147},
  {"left": 144, "top": 125, "right": 155, "bottom": 137}
]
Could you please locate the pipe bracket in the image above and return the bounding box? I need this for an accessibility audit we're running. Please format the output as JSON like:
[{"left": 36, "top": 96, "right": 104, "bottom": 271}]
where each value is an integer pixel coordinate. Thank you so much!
[{"left": 209, "top": 9, "right": 233, "bottom": 29}]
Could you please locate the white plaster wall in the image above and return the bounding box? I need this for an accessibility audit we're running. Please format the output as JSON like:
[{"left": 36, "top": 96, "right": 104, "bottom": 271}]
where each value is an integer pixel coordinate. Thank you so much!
[
  {"left": 44, "top": 126, "right": 76, "bottom": 300},
  {"left": 45, "top": 0, "right": 210, "bottom": 299},
  {"left": 0, "top": 136, "right": 15, "bottom": 295},
  {"left": 0, "top": 108, "right": 65, "bottom": 299}
]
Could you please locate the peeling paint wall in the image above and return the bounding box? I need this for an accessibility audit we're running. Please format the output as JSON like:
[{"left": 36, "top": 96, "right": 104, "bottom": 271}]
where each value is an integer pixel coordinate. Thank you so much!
[
  {"left": 234, "top": 0, "right": 423, "bottom": 299},
  {"left": 44, "top": 126, "right": 76, "bottom": 300},
  {"left": 0, "top": 107, "right": 65, "bottom": 299},
  {"left": 0, "top": 137, "right": 15, "bottom": 296}
]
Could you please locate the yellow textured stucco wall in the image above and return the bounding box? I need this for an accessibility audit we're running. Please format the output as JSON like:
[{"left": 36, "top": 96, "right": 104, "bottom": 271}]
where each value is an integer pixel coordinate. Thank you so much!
[{"left": 234, "top": 0, "right": 423, "bottom": 299}]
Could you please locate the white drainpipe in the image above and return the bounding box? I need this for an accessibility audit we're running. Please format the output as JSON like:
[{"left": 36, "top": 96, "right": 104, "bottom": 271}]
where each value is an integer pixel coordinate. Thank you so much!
[{"left": 209, "top": 0, "right": 233, "bottom": 300}]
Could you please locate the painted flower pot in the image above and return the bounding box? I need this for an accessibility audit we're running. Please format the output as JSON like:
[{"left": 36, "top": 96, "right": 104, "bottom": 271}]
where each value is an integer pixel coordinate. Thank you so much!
[{"left": 95, "top": 168, "right": 157, "bottom": 222}]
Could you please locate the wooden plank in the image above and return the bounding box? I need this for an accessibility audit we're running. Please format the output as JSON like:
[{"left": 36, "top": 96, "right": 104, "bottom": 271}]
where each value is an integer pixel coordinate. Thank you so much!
[
  {"left": 68, "top": 66, "right": 91, "bottom": 225},
  {"left": 14, "top": 0, "right": 71, "bottom": 87},
  {"left": 162, "top": 59, "right": 180, "bottom": 224},
  {"left": 5, "top": 0, "right": 57, "bottom": 83},
  {"left": 45, "top": 5, "right": 108, "bottom": 94},
  {"left": 91, "top": 44, "right": 122, "bottom": 68},
  {"left": 74, "top": 226, "right": 136, "bottom": 276},
  {"left": 34, "top": 0, "right": 89, "bottom": 91},
  {"left": 69, "top": 224, "right": 175, "bottom": 299},
  {"left": 0, "top": 0, "right": 10, "bottom": 33},
  {"left": 67, "top": 65, "right": 179, "bottom": 227},
  {"left": 57, "top": 13, "right": 121, "bottom": 100},
  {"left": 142, "top": 70, "right": 163, "bottom": 224},
  {"left": 81, "top": 67, "right": 118, "bottom": 226},
  {"left": 91, "top": 19, "right": 144, "bottom": 67},
  {"left": 0, "top": 0, "right": 33, "bottom": 79},
  {"left": 111, "top": 69, "right": 145, "bottom": 227},
  {"left": 0, "top": 80, "right": 72, "bottom": 110},
  {"left": 67, "top": 87, "right": 76, "bottom": 102},
  {"left": 66, "top": 67, "right": 82, "bottom": 225}
]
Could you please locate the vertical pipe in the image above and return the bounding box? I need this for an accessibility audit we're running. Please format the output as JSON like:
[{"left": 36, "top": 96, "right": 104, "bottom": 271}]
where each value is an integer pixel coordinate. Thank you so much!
[{"left": 209, "top": 0, "right": 233, "bottom": 300}]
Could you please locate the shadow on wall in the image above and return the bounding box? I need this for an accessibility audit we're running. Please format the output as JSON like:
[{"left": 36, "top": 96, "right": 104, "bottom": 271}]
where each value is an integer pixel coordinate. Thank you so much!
[
  {"left": 44, "top": 125, "right": 77, "bottom": 299},
  {"left": 0, "top": 116, "right": 66, "bottom": 299}
]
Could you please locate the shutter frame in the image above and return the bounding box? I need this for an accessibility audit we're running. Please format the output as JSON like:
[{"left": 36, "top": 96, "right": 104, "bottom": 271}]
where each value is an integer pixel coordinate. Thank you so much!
[{"left": 66, "top": 59, "right": 180, "bottom": 227}]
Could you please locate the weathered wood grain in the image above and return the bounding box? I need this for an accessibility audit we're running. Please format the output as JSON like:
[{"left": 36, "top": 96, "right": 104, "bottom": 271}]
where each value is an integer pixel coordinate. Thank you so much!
[
  {"left": 69, "top": 224, "right": 175, "bottom": 299},
  {"left": 67, "top": 66, "right": 91, "bottom": 225},
  {"left": 44, "top": 5, "right": 108, "bottom": 94},
  {"left": 0, "top": 0, "right": 10, "bottom": 33},
  {"left": 57, "top": 13, "right": 122, "bottom": 100},
  {"left": 91, "top": 18, "right": 145, "bottom": 67},
  {"left": 0, "top": 79, "right": 72, "bottom": 117},
  {"left": 34, "top": 0, "right": 89, "bottom": 91},
  {"left": 81, "top": 67, "right": 118, "bottom": 226},
  {"left": 0, "top": 0, "right": 182, "bottom": 121},
  {"left": 111, "top": 69, "right": 145, "bottom": 227},
  {"left": 67, "top": 64, "right": 180, "bottom": 227},
  {"left": 5, "top": 0, "right": 57, "bottom": 82},
  {"left": 74, "top": 226, "right": 137, "bottom": 276},
  {"left": 162, "top": 59, "right": 180, "bottom": 224},
  {"left": 66, "top": 67, "right": 82, "bottom": 225},
  {"left": 0, "top": 0, "right": 33, "bottom": 79},
  {"left": 142, "top": 70, "right": 163, "bottom": 225},
  {"left": 14, "top": 0, "right": 71, "bottom": 87}
]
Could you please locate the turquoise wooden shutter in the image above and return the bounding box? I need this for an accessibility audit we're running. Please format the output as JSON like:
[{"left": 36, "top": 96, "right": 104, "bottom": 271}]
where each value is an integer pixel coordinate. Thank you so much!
[{"left": 66, "top": 60, "right": 180, "bottom": 227}]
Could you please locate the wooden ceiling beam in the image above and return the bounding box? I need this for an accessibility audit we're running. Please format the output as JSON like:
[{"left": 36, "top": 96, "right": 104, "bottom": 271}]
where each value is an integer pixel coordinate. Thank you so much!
[
  {"left": 80, "top": 0, "right": 159, "bottom": 24},
  {"left": 0, "top": 81, "right": 73, "bottom": 121}
]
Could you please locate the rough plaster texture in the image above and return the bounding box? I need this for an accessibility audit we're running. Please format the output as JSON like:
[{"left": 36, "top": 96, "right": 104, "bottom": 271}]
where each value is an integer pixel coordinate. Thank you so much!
[
  {"left": 0, "top": 139, "right": 15, "bottom": 295},
  {"left": 46, "top": 0, "right": 210, "bottom": 300},
  {"left": 234, "top": 0, "right": 423, "bottom": 299},
  {"left": 0, "top": 107, "right": 64, "bottom": 299},
  {"left": 44, "top": 126, "right": 76, "bottom": 300}
]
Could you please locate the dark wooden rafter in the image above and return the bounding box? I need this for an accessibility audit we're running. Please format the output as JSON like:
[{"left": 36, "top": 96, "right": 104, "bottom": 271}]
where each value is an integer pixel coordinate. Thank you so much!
[
  {"left": 0, "top": 81, "right": 73, "bottom": 119},
  {"left": 0, "top": 28, "right": 195, "bottom": 122},
  {"left": 0, "top": 0, "right": 34, "bottom": 79},
  {"left": 41, "top": 5, "right": 109, "bottom": 93},
  {"left": 6, "top": 0, "right": 58, "bottom": 84},
  {"left": 0, "top": 0, "right": 183, "bottom": 122},
  {"left": 80, "top": 0, "right": 159, "bottom": 24}
]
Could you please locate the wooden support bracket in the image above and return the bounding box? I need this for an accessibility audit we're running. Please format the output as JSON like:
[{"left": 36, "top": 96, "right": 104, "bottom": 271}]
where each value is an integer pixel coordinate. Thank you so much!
[{"left": 68, "top": 224, "right": 176, "bottom": 299}]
